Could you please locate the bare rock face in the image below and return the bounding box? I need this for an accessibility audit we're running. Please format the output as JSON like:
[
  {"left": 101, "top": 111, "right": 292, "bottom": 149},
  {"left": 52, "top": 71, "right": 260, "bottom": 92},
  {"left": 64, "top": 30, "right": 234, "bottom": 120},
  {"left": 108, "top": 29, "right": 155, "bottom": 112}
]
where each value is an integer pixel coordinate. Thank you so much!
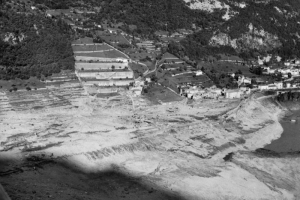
[{"left": 210, "top": 23, "right": 282, "bottom": 52}]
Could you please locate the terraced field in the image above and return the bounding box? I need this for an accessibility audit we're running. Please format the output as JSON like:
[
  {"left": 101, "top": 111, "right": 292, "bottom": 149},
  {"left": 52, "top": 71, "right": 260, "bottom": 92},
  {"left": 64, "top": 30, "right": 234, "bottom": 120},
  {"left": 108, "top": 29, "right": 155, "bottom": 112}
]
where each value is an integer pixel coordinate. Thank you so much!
[
  {"left": 72, "top": 44, "right": 113, "bottom": 52},
  {"left": 0, "top": 84, "right": 86, "bottom": 113},
  {"left": 75, "top": 50, "right": 127, "bottom": 58}
]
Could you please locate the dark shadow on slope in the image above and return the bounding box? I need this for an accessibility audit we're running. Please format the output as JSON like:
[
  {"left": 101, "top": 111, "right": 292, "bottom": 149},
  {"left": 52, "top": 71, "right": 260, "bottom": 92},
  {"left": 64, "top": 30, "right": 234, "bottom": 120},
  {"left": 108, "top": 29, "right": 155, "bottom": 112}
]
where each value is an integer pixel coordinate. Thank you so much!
[{"left": 0, "top": 157, "right": 185, "bottom": 200}]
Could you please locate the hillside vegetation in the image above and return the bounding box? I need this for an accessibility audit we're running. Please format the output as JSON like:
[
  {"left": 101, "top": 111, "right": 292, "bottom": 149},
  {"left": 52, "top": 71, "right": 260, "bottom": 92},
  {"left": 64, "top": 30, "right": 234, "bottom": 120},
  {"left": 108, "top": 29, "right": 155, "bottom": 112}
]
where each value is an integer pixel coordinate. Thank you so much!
[
  {"left": 92, "top": 0, "right": 223, "bottom": 34},
  {"left": 91, "top": 0, "right": 300, "bottom": 60},
  {"left": 170, "top": 0, "right": 300, "bottom": 60},
  {"left": 1, "top": 0, "right": 300, "bottom": 80},
  {"left": 0, "top": 5, "right": 74, "bottom": 80}
]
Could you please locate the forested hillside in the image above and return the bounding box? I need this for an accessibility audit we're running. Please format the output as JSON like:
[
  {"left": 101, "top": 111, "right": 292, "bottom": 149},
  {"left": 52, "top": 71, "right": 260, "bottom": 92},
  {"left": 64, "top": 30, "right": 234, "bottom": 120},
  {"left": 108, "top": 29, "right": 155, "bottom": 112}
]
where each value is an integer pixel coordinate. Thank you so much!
[
  {"left": 91, "top": 0, "right": 300, "bottom": 60},
  {"left": 2, "top": 0, "right": 300, "bottom": 81},
  {"left": 0, "top": 5, "right": 74, "bottom": 80},
  {"left": 92, "top": 0, "right": 223, "bottom": 34},
  {"left": 170, "top": 0, "right": 300, "bottom": 60}
]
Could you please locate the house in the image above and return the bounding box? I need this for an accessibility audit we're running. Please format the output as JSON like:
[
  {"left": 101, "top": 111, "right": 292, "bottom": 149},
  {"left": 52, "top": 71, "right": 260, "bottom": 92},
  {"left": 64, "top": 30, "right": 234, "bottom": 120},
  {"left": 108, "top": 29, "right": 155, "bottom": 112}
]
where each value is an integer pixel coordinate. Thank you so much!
[
  {"left": 279, "top": 68, "right": 291, "bottom": 74},
  {"left": 195, "top": 70, "right": 203, "bottom": 76},
  {"left": 284, "top": 82, "right": 291, "bottom": 88},
  {"left": 225, "top": 89, "right": 241, "bottom": 99},
  {"left": 258, "top": 85, "right": 269, "bottom": 90},
  {"left": 268, "top": 84, "right": 277, "bottom": 90},
  {"left": 291, "top": 69, "right": 300, "bottom": 76},
  {"left": 238, "top": 76, "right": 251, "bottom": 85},
  {"left": 131, "top": 86, "right": 143, "bottom": 96},
  {"left": 258, "top": 55, "right": 272, "bottom": 65},
  {"left": 240, "top": 86, "right": 251, "bottom": 95},
  {"left": 228, "top": 73, "right": 235, "bottom": 78},
  {"left": 274, "top": 82, "right": 283, "bottom": 89}
]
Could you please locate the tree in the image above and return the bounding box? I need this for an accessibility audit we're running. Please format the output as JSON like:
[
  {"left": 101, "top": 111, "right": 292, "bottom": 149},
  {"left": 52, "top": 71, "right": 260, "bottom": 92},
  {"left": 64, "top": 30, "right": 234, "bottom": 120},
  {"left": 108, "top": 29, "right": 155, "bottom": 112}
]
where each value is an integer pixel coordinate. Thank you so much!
[
  {"left": 111, "top": 65, "right": 115, "bottom": 71},
  {"left": 235, "top": 69, "right": 243, "bottom": 75}
]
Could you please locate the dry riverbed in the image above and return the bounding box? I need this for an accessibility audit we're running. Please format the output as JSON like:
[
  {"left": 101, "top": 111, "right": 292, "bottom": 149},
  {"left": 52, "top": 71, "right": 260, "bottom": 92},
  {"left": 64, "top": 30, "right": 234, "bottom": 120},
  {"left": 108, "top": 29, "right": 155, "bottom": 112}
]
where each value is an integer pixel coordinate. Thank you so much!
[{"left": 0, "top": 87, "right": 299, "bottom": 199}]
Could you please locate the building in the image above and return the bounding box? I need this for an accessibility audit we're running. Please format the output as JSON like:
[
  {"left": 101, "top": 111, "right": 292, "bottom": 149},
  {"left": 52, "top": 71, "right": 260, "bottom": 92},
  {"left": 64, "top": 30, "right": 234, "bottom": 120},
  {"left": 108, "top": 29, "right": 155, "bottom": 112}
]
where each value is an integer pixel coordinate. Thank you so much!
[
  {"left": 225, "top": 89, "right": 241, "bottom": 99},
  {"left": 274, "top": 82, "right": 283, "bottom": 89},
  {"left": 258, "top": 85, "right": 269, "bottom": 90},
  {"left": 238, "top": 76, "right": 251, "bottom": 85},
  {"left": 131, "top": 86, "right": 143, "bottom": 96},
  {"left": 268, "top": 84, "right": 277, "bottom": 90},
  {"left": 195, "top": 70, "right": 203, "bottom": 76},
  {"left": 240, "top": 86, "right": 251, "bottom": 95}
]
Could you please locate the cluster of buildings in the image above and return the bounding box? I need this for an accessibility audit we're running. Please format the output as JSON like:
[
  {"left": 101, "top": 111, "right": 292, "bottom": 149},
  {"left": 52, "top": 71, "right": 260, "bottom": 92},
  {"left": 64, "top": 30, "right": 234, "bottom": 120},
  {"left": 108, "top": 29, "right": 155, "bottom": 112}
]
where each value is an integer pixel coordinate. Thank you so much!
[
  {"left": 180, "top": 86, "right": 248, "bottom": 100},
  {"left": 262, "top": 66, "right": 300, "bottom": 77}
]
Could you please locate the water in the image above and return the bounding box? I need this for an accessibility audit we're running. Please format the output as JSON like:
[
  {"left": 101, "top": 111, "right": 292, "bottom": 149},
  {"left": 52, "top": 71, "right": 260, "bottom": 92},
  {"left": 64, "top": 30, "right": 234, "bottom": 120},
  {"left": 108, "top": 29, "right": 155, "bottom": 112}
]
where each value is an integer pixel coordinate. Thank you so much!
[{"left": 264, "top": 109, "right": 300, "bottom": 152}]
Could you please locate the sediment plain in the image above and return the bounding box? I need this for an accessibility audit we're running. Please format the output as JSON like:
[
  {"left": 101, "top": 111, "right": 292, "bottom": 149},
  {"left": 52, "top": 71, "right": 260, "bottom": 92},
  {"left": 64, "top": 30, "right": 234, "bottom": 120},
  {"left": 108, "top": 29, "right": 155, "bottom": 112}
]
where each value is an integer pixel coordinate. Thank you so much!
[{"left": 0, "top": 86, "right": 299, "bottom": 200}]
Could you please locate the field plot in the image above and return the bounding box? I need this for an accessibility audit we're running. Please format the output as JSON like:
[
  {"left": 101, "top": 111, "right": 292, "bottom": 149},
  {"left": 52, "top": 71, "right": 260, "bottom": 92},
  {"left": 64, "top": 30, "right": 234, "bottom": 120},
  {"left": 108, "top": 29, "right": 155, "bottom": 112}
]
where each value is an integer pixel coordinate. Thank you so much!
[
  {"left": 0, "top": 77, "right": 45, "bottom": 91},
  {"left": 144, "top": 84, "right": 183, "bottom": 104},
  {"left": 173, "top": 73, "right": 210, "bottom": 84},
  {"left": 75, "top": 50, "right": 127, "bottom": 58},
  {"left": 129, "top": 51, "right": 155, "bottom": 61},
  {"left": 2, "top": 85, "right": 86, "bottom": 112},
  {"left": 100, "top": 34, "right": 130, "bottom": 45},
  {"left": 202, "top": 61, "right": 254, "bottom": 77},
  {"left": 129, "top": 63, "right": 148, "bottom": 78},
  {"left": 72, "top": 44, "right": 113, "bottom": 52}
]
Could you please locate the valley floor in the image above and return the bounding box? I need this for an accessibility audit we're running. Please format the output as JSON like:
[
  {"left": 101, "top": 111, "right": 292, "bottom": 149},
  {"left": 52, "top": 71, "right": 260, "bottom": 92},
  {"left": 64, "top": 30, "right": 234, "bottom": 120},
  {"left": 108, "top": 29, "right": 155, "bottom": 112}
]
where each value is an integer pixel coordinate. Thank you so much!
[{"left": 0, "top": 86, "right": 299, "bottom": 200}]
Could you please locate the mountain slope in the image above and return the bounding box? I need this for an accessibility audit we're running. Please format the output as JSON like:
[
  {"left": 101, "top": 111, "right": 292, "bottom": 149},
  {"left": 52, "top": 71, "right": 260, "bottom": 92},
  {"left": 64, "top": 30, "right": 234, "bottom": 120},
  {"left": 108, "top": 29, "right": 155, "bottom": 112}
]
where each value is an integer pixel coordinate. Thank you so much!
[
  {"left": 176, "top": 0, "right": 300, "bottom": 60},
  {"left": 0, "top": 4, "right": 74, "bottom": 80}
]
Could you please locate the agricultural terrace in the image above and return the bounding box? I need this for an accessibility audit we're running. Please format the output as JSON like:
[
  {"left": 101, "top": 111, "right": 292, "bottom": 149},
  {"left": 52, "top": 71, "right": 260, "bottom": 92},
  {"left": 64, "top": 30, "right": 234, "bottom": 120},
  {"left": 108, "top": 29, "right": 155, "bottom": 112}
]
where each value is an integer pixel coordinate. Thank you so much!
[
  {"left": 0, "top": 77, "right": 45, "bottom": 91},
  {"left": 129, "top": 50, "right": 156, "bottom": 61},
  {"left": 172, "top": 73, "right": 214, "bottom": 87},
  {"left": 0, "top": 85, "right": 85, "bottom": 113},
  {"left": 129, "top": 63, "right": 148, "bottom": 78},
  {"left": 161, "top": 63, "right": 190, "bottom": 71},
  {"left": 74, "top": 50, "right": 127, "bottom": 59},
  {"left": 201, "top": 61, "right": 254, "bottom": 77},
  {"left": 144, "top": 84, "right": 184, "bottom": 104},
  {"left": 72, "top": 44, "right": 113, "bottom": 52},
  {"left": 100, "top": 34, "right": 130, "bottom": 45},
  {"left": 159, "top": 52, "right": 184, "bottom": 65},
  {"left": 72, "top": 37, "right": 95, "bottom": 45}
]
